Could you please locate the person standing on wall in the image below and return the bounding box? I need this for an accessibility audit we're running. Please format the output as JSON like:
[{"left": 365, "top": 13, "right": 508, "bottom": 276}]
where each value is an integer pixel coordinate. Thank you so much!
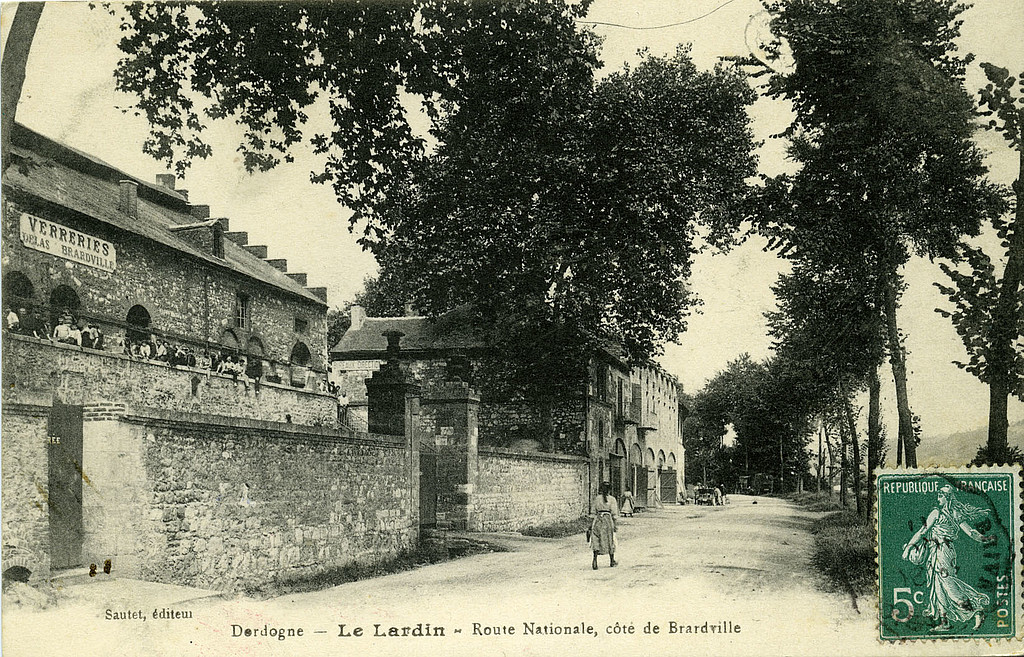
[{"left": 589, "top": 481, "right": 619, "bottom": 570}]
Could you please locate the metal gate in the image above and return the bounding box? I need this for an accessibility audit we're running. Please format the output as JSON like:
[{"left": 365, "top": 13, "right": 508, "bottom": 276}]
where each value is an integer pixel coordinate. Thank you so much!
[
  {"left": 633, "top": 465, "right": 648, "bottom": 508},
  {"left": 419, "top": 452, "right": 437, "bottom": 528},
  {"left": 660, "top": 469, "right": 677, "bottom": 504},
  {"left": 48, "top": 401, "right": 84, "bottom": 570}
]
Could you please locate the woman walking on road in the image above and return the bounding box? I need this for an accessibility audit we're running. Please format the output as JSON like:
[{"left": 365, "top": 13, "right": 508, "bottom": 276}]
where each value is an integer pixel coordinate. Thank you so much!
[{"left": 590, "top": 482, "right": 619, "bottom": 570}]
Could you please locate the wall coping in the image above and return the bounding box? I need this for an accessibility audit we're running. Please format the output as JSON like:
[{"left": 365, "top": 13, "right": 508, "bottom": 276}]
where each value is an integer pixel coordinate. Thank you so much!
[
  {"left": 478, "top": 446, "right": 589, "bottom": 464},
  {"left": 0, "top": 400, "right": 51, "bottom": 417},
  {"left": 2, "top": 333, "right": 334, "bottom": 399},
  {"left": 119, "top": 406, "right": 405, "bottom": 449}
]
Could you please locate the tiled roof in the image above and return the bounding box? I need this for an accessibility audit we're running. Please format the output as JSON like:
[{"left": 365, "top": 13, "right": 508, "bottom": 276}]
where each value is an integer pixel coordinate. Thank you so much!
[
  {"left": 331, "top": 304, "right": 485, "bottom": 355},
  {"left": 3, "top": 123, "right": 325, "bottom": 307}
]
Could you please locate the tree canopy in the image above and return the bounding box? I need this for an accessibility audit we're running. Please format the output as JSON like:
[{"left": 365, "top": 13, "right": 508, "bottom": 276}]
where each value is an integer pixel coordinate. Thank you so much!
[{"left": 753, "top": 0, "right": 1005, "bottom": 467}]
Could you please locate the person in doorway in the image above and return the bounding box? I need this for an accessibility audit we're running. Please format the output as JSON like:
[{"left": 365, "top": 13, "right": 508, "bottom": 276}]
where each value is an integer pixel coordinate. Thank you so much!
[
  {"left": 589, "top": 481, "right": 619, "bottom": 570},
  {"left": 337, "top": 390, "right": 349, "bottom": 425},
  {"left": 620, "top": 488, "right": 635, "bottom": 517},
  {"left": 6, "top": 307, "right": 21, "bottom": 332}
]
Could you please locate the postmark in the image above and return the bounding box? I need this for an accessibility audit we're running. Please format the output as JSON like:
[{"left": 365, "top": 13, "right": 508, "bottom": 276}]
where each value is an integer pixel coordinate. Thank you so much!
[{"left": 876, "top": 465, "right": 1022, "bottom": 641}]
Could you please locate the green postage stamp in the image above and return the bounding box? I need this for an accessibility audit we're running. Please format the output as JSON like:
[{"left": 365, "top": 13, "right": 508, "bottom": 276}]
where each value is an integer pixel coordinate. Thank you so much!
[{"left": 876, "top": 465, "right": 1022, "bottom": 641}]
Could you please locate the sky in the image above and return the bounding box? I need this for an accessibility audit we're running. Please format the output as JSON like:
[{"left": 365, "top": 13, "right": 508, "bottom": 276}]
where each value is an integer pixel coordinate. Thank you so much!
[{"left": 2, "top": 0, "right": 1022, "bottom": 438}]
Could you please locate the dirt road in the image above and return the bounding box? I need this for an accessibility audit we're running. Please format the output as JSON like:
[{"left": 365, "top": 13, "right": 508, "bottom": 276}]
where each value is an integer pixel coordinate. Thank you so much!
[{"left": 3, "top": 496, "right": 1012, "bottom": 656}]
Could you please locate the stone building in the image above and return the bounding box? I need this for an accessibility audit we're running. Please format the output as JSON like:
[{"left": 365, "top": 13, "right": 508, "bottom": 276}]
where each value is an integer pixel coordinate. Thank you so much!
[
  {"left": 1, "top": 124, "right": 419, "bottom": 590},
  {"left": 330, "top": 304, "right": 686, "bottom": 530}
]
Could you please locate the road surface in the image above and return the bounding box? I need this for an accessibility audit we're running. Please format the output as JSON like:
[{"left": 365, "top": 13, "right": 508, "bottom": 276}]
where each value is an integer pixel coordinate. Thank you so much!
[{"left": 3, "top": 495, "right": 1012, "bottom": 656}]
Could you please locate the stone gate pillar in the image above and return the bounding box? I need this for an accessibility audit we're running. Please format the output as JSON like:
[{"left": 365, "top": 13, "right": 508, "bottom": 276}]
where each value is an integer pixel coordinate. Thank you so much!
[
  {"left": 364, "top": 331, "right": 422, "bottom": 537},
  {"left": 422, "top": 378, "right": 480, "bottom": 532}
]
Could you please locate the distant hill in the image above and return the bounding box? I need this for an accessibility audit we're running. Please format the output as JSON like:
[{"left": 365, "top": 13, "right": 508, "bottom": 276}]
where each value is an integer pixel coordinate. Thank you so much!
[{"left": 913, "top": 420, "right": 1024, "bottom": 467}]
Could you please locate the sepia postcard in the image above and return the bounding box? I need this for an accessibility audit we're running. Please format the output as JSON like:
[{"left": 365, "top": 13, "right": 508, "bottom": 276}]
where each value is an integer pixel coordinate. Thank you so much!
[{"left": 2, "top": 1, "right": 1022, "bottom": 656}]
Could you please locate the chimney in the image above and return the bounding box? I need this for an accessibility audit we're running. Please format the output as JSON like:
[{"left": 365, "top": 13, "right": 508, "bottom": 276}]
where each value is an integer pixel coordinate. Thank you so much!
[
  {"left": 155, "top": 173, "right": 176, "bottom": 190},
  {"left": 118, "top": 180, "right": 138, "bottom": 218},
  {"left": 404, "top": 302, "right": 416, "bottom": 317},
  {"left": 244, "top": 244, "right": 268, "bottom": 259},
  {"left": 350, "top": 304, "right": 366, "bottom": 330},
  {"left": 225, "top": 231, "right": 248, "bottom": 246}
]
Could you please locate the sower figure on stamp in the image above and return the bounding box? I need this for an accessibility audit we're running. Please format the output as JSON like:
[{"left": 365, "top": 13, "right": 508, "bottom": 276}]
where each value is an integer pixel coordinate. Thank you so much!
[
  {"left": 902, "top": 484, "right": 994, "bottom": 632},
  {"left": 589, "top": 482, "right": 619, "bottom": 570}
]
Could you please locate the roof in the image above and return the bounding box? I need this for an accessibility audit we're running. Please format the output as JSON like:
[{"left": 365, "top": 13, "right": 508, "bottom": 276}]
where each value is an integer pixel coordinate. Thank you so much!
[
  {"left": 3, "top": 123, "right": 326, "bottom": 307},
  {"left": 331, "top": 304, "right": 486, "bottom": 357}
]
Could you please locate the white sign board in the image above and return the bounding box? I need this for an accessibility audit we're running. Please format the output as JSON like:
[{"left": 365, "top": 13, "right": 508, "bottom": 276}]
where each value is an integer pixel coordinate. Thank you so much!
[{"left": 19, "top": 212, "right": 117, "bottom": 272}]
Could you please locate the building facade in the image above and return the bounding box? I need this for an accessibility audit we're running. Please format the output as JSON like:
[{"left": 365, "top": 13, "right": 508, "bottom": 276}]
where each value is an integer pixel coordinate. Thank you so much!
[
  {"left": 1, "top": 124, "right": 420, "bottom": 590},
  {"left": 330, "top": 305, "right": 686, "bottom": 523}
]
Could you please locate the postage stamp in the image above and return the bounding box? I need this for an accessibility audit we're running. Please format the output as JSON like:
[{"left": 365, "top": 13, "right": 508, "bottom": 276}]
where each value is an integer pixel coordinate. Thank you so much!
[{"left": 876, "top": 465, "right": 1022, "bottom": 641}]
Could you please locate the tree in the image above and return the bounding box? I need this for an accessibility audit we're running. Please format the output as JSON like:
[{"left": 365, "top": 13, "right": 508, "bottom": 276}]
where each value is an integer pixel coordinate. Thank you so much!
[
  {"left": 689, "top": 354, "right": 816, "bottom": 494},
  {"left": 936, "top": 62, "right": 1023, "bottom": 462},
  {"left": 1, "top": 2, "right": 45, "bottom": 171},
  {"left": 759, "top": 0, "right": 1005, "bottom": 467},
  {"left": 106, "top": 0, "right": 601, "bottom": 232},
  {"left": 372, "top": 45, "right": 757, "bottom": 420}
]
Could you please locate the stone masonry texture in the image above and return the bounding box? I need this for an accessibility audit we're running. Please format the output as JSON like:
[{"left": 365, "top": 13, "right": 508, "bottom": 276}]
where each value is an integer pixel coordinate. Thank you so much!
[
  {"left": 120, "top": 415, "right": 413, "bottom": 591},
  {"left": 3, "top": 335, "right": 337, "bottom": 427},
  {"left": 475, "top": 449, "right": 589, "bottom": 532}
]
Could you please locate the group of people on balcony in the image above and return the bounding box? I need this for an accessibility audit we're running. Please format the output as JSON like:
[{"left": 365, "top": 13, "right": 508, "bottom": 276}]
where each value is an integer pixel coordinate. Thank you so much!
[
  {"left": 7, "top": 305, "right": 105, "bottom": 348},
  {"left": 5, "top": 303, "right": 270, "bottom": 383}
]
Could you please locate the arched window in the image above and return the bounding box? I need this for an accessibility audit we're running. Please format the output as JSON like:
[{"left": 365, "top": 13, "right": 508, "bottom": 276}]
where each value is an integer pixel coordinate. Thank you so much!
[
  {"left": 3, "top": 271, "right": 34, "bottom": 303},
  {"left": 219, "top": 328, "right": 239, "bottom": 351},
  {"left": 50, "top": 285, "right": 80, "bottom": 314},
  {"left": 290, "top": 341, "right": 311, "bottom": 367},
  {"left": 246, "top": 336, "right": 265, "bottom": 379},
  {"left": 126, "top": 304, "right": 151, "bottom": 343},
  {"left": 246, "top": 336, "right": 264, "bottom": 358}
]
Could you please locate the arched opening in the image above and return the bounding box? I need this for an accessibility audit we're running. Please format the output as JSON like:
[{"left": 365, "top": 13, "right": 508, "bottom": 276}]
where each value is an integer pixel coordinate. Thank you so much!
[
  {"left": 289, "top": 341, "right": 311, "bottom": 387},
  {"left": 49, "top": 284, "right": 80, "bottom": 319},
  {"left": 2, "top": 565, "right": 31, "bottom": 587},
  {"left": 246, "top": 336, "right": 265, "bottom": 380},
  {"left": 3, "top": 271, "right": 34, "bottom": 303},
  {"left": 629, "top": 443, "right": 647, "bottom": 508},
  {"left": 289, "top": 341, "right": 311, "bottom": 367},
  {"left": 126, "top": 304, "right": 151, "bottom": 343},
  {"left": 610, "top": 439, "right": 628, "bottom": 500},
  {"left": 219, "top": 328, "right": 239, "bottom": 351}
]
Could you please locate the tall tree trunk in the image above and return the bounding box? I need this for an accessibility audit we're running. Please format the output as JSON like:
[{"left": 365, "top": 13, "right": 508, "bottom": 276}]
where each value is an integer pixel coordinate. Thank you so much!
[
  {"left": 839, "top": 416, "right": 848, "bottom": 507},
  {"left": 825, "top": 422, "right": 836, "bottom": 496},
  {"left": 883, "top": 268, "right": 917, "bottom": 467},
  {"left": 987, "top": 148, "right": 1024, "bottom": 460},
  {"left": 817, "top": 421, "right": 824, "bottom": 493},
  {"left": 1, "top": 2, "right": 44, "bottom": 171},
  {"left": 867, "top": 367, "right": 882, "bottom": 515},
  {"left": 839, "top": 378, "right": 862, "bottom": 517}
]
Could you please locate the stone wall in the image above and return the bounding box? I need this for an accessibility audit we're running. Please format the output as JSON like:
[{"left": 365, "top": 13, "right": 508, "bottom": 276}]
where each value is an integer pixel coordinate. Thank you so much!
[
  {"left": 475, "top": 448, "right": 589, "bottom": 532},
  {"left": 3, "top": 335, "right": 336, "bottom": 426},
  {"left": 87, "top": 410, "right": 414, "bottom": 590},
  {"left": 0, "top": 403, "right": 51, "bottom": 579}
]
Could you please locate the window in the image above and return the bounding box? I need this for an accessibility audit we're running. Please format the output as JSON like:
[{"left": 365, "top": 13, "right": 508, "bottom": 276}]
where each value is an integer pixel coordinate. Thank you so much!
[
  {"left": 126, "top": 304, "right": 151, "bottom": 343},
  {"left": 617, "top": 380, "right": 624, "bottom": 418},
  {"left": 294, "top": 317, "right": 308, "bottom": 333},
  {"left": 290, "top": 341, "right": 311, "bottom": 367},
  {"left": 235, "top": 293, "right": 249, "bottom": 329}
]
